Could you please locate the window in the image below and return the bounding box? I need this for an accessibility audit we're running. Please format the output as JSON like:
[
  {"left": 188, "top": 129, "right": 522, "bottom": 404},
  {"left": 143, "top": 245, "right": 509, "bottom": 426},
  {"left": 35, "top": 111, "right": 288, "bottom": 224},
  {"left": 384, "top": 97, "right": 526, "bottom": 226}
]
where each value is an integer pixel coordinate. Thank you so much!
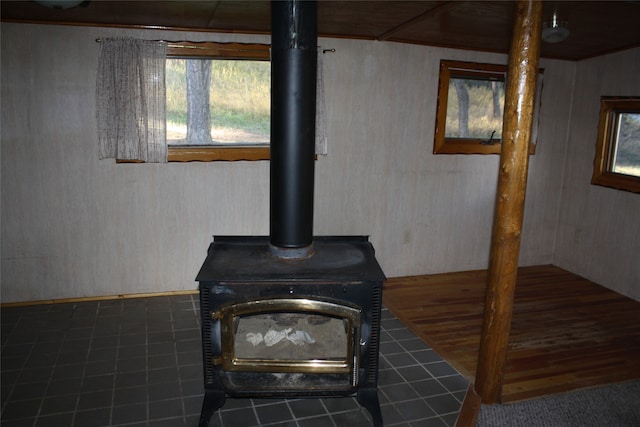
[
  {"left": 166, "top": 42, "right": 271, "bottom": 162},
  {"left": 592, "top": 97, "right": 640, "bottom": 193},
  {"left": 433, "top": 60, "right": 540, "bottom": 155}
]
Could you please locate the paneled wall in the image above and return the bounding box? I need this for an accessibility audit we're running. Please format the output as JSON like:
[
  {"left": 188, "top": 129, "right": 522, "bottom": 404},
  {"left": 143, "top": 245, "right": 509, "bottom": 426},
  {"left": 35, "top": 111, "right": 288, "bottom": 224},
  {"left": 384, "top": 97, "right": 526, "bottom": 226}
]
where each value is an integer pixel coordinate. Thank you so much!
[
  {"left": 553, "top": 48, "right": 640, "bottom": 301},
  {"left": 0, "top": 23, "right": 628, "bottom": 304}
]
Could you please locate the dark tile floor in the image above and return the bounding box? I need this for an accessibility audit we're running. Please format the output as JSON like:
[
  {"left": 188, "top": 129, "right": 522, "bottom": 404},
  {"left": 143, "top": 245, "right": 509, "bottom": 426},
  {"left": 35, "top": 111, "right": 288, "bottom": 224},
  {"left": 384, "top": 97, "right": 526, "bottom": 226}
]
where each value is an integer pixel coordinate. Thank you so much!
[{"left": 1, "top": 294, "right": 468, "bottom": 426}]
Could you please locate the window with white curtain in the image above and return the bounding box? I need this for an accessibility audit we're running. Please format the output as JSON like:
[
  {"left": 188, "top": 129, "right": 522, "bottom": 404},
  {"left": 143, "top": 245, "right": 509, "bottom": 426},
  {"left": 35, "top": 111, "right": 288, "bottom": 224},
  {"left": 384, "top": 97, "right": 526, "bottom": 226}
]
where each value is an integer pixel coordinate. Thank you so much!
[{"left": 97, "top": 39, "right": 328, "bottom": 163}]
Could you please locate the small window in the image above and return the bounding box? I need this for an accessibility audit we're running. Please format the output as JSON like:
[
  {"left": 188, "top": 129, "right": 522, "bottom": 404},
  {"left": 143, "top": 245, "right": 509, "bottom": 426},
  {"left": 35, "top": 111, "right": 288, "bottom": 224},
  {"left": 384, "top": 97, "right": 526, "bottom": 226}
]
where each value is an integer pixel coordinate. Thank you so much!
[
  {"left": 433, "top": 60, "right": 540, "bottom": 155},
  {"left": 166, "top": 42, "right": 271, "bottom": 162},
  {"left": 592, "top": 97, "right": 640, "bottom": 193}
]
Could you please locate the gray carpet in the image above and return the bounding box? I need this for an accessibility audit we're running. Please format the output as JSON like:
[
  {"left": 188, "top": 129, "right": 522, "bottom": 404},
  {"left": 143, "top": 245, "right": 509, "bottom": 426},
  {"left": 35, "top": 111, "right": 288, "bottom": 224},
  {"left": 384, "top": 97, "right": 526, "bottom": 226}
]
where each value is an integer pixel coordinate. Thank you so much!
[{"left": 477, "top": 380, "right": 640, "bottom": 427}]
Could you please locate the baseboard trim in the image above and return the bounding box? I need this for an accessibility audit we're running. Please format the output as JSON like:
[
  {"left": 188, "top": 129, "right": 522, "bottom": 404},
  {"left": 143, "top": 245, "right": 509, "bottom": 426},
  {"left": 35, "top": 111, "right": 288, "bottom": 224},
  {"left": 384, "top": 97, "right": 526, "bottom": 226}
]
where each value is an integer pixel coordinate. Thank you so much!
[{"left": 0, "top": 289, "right": 199, "bottom": 308}]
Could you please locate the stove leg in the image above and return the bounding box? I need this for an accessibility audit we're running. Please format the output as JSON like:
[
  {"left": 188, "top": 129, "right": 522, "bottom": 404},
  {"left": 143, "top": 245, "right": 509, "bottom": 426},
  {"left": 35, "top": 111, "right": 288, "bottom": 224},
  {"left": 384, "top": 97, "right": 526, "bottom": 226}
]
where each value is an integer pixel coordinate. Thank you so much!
[
  {"left": 357, "top": 388, "right": 383, "bottom": 427},
  {"left": 198, "top": 389, "right": 225, "bottom": 427}
]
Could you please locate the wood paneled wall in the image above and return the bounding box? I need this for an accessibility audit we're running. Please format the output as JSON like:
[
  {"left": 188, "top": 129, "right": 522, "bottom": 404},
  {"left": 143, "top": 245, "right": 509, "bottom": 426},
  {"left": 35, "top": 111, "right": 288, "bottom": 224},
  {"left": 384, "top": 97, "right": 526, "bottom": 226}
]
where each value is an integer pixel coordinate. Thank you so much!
[
  {"left": 1, "top": 23, "right": 637, "bottom": 303},
  {"left": 553, "top": 47, "right": 640, "bottom": 301}
]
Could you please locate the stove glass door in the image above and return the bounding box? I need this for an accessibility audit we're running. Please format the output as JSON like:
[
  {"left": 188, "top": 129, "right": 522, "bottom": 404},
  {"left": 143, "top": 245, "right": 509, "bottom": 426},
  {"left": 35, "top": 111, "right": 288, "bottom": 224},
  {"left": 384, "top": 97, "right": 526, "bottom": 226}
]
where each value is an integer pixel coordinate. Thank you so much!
[{"left": 219, "top": 298, "right": 361, "bottom": 374}]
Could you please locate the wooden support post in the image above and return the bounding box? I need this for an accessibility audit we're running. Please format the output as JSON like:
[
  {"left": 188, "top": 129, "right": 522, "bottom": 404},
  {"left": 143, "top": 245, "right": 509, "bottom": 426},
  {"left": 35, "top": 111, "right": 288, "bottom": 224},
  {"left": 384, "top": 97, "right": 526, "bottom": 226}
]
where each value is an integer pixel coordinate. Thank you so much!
[
  {"left": 474, "top": 0, "right": 542, "bottom": 405},
  {"left": 455, "top": 384, "right": 482, "bottom": 427}
]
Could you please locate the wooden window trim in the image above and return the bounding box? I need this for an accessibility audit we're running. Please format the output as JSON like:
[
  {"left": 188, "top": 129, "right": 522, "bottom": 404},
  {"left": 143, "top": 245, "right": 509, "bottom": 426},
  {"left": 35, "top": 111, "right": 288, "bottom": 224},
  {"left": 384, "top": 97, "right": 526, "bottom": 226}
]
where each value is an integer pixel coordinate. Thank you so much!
[
  {"left": 167, "top": 41, "right": 271, "bottom": 162},
  {"left": 116, "top": 147, "right": 320, "bottom": 163},
  {"left": 166, "top": 41, "right": 270, "bottom": 60},
  {"left": 169, "top": 146, "right": 270, "bottom": 162},
  {"left": 591, "top": 97, "right": 640, "bottom": 193},
  {"left": 433, "top": 60, "right": 539, "bottom": 155}
]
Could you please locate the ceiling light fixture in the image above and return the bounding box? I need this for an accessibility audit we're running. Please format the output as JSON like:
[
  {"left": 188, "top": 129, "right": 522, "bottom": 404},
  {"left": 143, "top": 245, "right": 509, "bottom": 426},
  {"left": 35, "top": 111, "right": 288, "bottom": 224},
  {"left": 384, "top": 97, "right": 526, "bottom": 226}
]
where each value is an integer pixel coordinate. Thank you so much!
[
  {"left": 542, "top": 11, "right": 570, "bottom": 43},
  {"left": 34, "top": 0, "right": 84, "bottom": 10}
]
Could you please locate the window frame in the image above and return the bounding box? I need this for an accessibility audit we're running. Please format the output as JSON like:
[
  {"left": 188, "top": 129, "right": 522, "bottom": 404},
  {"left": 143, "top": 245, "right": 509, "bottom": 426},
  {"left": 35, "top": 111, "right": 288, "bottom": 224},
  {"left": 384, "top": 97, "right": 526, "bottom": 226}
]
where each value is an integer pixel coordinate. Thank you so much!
[
  {"left": 433, "top": 59, "right": 540, "bottom": 155},
  {"left": 591, "top": 97, "right": 640, "bottom": 193},
  {"left": 166, "top": 42, "right": 271, "bottom": 162}
]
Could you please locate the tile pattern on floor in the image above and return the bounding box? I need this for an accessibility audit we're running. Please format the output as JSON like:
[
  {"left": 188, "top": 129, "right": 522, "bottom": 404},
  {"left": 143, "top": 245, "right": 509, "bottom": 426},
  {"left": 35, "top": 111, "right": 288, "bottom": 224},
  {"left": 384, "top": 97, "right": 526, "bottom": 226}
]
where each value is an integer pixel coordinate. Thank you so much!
[{"left": 1, "top": 294, "right": 468, "bottom": 426}]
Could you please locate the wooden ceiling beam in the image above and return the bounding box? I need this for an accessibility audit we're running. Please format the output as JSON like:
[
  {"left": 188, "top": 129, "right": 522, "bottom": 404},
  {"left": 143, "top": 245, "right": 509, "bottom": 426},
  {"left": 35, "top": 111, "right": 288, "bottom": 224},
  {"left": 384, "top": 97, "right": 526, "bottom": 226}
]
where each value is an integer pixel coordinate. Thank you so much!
[
  {"left": 206, "top": 1, "right": 223, "bottom": 29},
  {"left": 376, "top": 1, "right": 457, "bottom": 41}
]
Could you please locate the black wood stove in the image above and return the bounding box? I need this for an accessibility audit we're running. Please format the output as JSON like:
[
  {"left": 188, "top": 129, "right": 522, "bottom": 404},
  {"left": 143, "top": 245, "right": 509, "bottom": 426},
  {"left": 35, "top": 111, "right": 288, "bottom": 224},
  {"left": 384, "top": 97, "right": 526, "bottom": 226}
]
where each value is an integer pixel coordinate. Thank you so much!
[
  {"left": 196, "top": 2, "right": 385, "bottom": 426},
  {"left": 196, "top": 236, "right": 385, "bottom": 426}
]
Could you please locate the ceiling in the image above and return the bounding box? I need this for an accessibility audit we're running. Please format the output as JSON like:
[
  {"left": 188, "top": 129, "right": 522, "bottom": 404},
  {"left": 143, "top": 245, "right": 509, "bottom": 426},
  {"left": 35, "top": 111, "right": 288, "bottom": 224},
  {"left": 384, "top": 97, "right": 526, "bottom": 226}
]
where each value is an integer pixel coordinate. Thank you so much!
[{"left": 2, "top": 1, "right": 640, "bottom": 61}]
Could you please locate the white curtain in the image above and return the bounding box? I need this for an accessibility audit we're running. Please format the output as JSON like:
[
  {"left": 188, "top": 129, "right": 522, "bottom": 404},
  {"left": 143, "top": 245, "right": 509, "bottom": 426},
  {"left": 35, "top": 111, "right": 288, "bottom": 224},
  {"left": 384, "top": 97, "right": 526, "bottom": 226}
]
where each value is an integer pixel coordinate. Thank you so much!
[
  {"left": 315, "top": 48, "right": 328, "bottom": 156},
  {"left": 96, "top": 38, "right": 168, "bottom": 163}
]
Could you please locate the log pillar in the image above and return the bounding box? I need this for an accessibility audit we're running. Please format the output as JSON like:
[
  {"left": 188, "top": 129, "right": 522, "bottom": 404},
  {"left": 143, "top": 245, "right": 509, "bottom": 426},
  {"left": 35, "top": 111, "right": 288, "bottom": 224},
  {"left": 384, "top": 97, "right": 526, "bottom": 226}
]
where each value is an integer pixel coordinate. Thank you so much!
[{"left": 474, "top": 0, "right": 542, "bottom": 404}]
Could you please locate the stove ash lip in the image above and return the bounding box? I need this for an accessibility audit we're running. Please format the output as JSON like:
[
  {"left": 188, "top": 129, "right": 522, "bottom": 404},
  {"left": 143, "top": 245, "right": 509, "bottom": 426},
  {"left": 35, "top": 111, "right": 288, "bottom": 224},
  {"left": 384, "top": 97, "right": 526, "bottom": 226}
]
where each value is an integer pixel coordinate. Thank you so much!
[{"left": 268, "top": 242, "right": 315, "bottom": 261}]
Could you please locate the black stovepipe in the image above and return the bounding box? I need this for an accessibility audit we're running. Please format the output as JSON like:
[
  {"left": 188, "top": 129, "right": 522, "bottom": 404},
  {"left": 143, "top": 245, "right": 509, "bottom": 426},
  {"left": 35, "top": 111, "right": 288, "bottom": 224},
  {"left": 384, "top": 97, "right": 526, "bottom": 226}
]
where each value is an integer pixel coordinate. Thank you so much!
[{"left": 269, "top": 0, "right": 317, "bottom": 255}]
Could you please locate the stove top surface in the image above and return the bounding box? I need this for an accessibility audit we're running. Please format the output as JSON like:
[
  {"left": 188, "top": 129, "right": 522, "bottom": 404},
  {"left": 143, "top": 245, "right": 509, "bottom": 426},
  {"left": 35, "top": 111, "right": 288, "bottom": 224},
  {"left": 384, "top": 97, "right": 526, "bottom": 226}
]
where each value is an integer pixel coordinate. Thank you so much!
[{"left": 196, "top": 236, "right": 385, "bottom": 283}]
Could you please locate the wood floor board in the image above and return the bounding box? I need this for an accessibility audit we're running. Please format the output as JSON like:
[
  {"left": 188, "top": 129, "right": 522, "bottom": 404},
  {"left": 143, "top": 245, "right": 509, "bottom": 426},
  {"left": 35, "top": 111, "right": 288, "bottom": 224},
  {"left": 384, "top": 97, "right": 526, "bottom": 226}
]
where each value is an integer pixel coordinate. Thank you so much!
[{"left": 383, "top": 264, "right": 640, "bottom": 402}]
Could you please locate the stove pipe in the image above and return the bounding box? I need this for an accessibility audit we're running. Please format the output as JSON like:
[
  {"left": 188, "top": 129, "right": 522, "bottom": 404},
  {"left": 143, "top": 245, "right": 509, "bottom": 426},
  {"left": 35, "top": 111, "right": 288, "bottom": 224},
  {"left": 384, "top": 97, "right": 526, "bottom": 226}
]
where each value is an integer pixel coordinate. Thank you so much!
[{"left": 269, "top": 0, "right": 317, "bottom": 259}]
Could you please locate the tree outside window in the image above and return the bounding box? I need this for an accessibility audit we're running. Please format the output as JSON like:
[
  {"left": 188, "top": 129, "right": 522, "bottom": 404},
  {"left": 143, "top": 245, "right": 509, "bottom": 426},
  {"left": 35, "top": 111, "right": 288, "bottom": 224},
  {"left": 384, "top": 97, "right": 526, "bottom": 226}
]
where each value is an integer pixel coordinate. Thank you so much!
[
  {"left": 165, "top": 42, "right": 271, "bottom": 161},
  {"left": 433, "top": 60, "right": 541, "bottom": 155}
]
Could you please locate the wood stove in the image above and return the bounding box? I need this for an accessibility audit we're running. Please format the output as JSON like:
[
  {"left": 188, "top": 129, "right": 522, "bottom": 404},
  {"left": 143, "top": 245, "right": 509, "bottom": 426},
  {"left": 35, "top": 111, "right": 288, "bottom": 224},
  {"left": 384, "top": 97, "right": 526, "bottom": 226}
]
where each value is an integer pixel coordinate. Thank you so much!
[
  {"left": 196, "top": 2, "right": 386, "bottom": 426},
  {"left": 197, "top": 236, "right": 385, "bottom": 426}
]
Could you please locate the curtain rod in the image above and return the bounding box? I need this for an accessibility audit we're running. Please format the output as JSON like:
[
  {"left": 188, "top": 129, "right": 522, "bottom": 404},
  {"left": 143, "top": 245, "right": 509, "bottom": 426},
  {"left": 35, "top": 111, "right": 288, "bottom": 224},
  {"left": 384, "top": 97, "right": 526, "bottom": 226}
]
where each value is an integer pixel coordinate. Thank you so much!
[
  {"left": 95, "top": 38, "right": 335, "bottom": 53},
  {"left": 94, "top": 38, "right": 260, "bottom": 50}
]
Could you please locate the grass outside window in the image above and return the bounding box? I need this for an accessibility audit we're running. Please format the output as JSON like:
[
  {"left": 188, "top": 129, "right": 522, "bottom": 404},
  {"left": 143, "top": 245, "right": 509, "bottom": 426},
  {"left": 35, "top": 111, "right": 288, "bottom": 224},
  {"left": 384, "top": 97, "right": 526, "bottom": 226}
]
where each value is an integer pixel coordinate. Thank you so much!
[
  {"left": 433, "top": 60, "right": 541, "bottom": 155},
  {"left": 166, "top": 42, "right": 271, "bottom": 162}
]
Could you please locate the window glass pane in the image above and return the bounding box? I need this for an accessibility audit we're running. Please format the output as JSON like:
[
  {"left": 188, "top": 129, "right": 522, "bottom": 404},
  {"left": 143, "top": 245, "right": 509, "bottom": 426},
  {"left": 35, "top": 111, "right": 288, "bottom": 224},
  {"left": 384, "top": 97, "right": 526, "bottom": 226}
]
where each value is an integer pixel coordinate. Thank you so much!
[
  {"left": 445, "top": 77, "right": 504, "bottom": 141},
  {"left": 166, "top": 58, "right": 270, "bottom": 146},
  {"left": 234, "top": 313, "right": 348, "bottom": 361},
  {"left": 611, "top": 113, "right": 640, "bottom": 177}
]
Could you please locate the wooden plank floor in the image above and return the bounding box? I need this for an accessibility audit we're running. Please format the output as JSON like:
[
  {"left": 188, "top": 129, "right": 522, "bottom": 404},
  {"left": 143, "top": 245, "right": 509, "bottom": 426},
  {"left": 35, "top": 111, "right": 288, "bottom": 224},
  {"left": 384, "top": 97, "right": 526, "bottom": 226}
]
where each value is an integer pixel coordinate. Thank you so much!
[{"left": 383, "top": 264, "right": 640, "bottom": 402}]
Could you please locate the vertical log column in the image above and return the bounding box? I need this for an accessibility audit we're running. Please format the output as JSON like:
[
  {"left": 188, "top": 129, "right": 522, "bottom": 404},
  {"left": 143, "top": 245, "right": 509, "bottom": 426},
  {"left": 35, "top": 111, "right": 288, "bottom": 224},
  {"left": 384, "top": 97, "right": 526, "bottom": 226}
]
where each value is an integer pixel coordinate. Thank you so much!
[{"left": 474, "top": 0, "right": 542, "bottom": 404}]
